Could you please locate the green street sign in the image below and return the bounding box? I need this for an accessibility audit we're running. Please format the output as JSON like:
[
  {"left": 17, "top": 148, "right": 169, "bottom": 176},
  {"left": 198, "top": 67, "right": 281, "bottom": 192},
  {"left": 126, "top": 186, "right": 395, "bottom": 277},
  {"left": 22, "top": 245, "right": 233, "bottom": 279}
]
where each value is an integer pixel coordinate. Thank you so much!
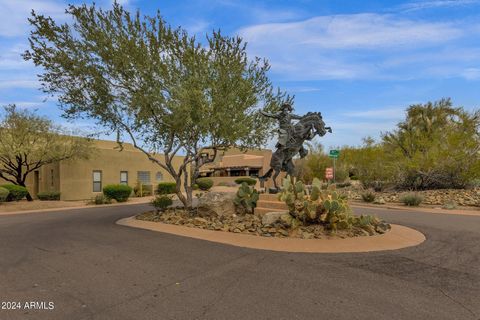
[{"left": 329, "top": 150, "right": 339, "bottom": 158}]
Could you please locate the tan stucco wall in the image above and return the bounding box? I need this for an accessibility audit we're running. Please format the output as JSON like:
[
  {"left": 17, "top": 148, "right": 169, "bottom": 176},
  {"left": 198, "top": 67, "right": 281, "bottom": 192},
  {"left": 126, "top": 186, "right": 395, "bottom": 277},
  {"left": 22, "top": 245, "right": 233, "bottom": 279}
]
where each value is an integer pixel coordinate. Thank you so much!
[
  {"left": 201, "top": 148, "right": 285, "bottom": 189},
  {"left": 58, "top": 140, "right": 184, "bottom": 201},
  {"left": 1, "top": 139, "right": 185, "bottom": 201}
]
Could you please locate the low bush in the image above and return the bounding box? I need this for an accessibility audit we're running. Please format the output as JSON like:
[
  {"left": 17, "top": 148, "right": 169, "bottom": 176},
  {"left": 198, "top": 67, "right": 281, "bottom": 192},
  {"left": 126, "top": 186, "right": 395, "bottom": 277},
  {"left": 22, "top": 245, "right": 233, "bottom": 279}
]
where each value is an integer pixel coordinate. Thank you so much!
[
  {"left": 0, "top": 187, "right": 9, "bottom": 202},
  {"left": 196, "top": 178, "right": 213, "bottom": 191},
  {"left": 103, "top": 184, "right": 133, "bottom": 202},
  {"left": 361, "top": 189, "right": 376, "bottom": 203},
  {"left": 1, "top": 184, "right": 28, "bottom": 201},
  {"left": 400, "top": 192, "right": 423, "bottom": 206},
  {"left": 234, "top": 177, "right": 257, "bottom": 186},
  {"left": 192, "top": 183, "right": 199, "bottom": 190},
  {"left": 91, "top": 194, "right": 111, "bottom": 205},
  {"left": 157, "top": 182, "right": 176, "bottom": 195},
  {"left": 37, "top": 191, "right": 61, "bottom": 201},
  {"left": 151, "top": 195, "right": 173, "bottom": 212},
  {"left": 134, "top": 183, "right": 152, "bottom": 197},
  {"left": 442, "top": 200, "right": 457, "bottom": 210}
]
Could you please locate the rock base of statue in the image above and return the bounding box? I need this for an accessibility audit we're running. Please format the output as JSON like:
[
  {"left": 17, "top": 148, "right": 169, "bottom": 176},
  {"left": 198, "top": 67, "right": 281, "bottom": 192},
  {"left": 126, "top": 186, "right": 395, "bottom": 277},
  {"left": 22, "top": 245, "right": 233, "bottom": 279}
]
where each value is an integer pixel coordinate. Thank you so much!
[{"left": 255, "top": 193, "right": 288, "bottom": 216}]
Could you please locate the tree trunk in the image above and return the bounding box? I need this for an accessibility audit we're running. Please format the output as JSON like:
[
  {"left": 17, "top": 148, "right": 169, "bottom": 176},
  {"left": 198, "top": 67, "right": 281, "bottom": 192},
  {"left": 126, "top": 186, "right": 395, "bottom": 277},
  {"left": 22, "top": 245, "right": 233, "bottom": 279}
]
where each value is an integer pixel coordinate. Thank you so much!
[
  {"left": 19, "top": 182, "right": 33, "bottom": 201},
  {"left": 175, "top": 177, "right": 192, "bottom": 210}
]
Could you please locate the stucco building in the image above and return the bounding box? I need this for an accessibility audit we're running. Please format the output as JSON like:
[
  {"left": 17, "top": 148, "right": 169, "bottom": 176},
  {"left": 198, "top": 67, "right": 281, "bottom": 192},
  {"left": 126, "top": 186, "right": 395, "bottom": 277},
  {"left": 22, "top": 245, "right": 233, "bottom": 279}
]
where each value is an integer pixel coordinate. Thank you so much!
[
  {"left": 0, "top": 140, "right": 280, "bottom": 200},
  {"left": 0, "top": 139, "right": 184, "bottom": 201},
  {"left": 199, "top": 148, "right": 283, "bottom": 189}
]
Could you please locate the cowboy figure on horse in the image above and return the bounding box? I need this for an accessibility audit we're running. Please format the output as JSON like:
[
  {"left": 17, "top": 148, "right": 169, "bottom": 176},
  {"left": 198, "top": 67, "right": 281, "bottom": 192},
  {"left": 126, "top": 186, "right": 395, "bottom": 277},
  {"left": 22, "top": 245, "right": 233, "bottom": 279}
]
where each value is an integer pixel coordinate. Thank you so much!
[
  {"left": 260, "top": 103, "right": 302, "bottom": 151},
  {"left": 259, "top": 103, "right": 332, "bottom": 191}
]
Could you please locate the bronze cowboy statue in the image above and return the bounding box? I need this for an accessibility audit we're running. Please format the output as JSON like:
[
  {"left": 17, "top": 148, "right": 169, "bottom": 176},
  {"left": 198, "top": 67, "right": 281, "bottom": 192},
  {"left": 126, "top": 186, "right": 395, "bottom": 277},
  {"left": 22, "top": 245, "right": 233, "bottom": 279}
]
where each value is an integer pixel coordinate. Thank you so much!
[{"left": 259, "top": 103, "right": 332, "bottom": 191}]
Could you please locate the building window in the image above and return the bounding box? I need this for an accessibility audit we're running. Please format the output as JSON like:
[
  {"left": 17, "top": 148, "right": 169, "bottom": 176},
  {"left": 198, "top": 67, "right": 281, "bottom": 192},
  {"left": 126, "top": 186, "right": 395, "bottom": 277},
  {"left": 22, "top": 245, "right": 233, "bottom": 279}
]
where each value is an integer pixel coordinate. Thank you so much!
[
  {"left": 137, "top": 171, "right": 151, "bottom": 185},
  {"left": 120, "top": 171, "right": 128, "bottom": 185},
  {"left": 93, "top": 170, "right": 102, "bottom": 192},
  {"left": 155, "top": 171, "right": 163, "bottom": 182}
]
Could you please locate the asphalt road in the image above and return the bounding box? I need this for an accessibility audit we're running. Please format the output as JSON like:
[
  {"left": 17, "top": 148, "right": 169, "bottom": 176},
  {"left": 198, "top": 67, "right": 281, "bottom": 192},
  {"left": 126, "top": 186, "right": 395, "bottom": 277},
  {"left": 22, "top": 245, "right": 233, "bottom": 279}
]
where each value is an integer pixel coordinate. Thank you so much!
[{"left": 0, "top": 204, "right": 479, "bottom": 320}]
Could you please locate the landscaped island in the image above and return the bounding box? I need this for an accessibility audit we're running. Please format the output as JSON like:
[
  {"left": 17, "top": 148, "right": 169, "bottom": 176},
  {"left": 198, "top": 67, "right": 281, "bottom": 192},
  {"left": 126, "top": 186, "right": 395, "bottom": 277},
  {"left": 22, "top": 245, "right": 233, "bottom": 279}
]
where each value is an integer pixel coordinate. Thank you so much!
[{"left": 136, "top": 178, "right": 391, "bottom": 239}]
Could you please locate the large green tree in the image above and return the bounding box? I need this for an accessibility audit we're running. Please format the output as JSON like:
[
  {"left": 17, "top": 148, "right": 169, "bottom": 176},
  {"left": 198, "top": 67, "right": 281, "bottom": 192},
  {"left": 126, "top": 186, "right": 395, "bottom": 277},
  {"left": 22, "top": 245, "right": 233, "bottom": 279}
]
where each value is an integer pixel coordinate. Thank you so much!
[
  {"left": 0, "top": 105, "right": 92, "bottom": 200},
  {"left": 382, "top": 98, "right": 480, "bottom": 189},
  {"left": 25, "top": 3, "right": 288, "bottom": 208}
]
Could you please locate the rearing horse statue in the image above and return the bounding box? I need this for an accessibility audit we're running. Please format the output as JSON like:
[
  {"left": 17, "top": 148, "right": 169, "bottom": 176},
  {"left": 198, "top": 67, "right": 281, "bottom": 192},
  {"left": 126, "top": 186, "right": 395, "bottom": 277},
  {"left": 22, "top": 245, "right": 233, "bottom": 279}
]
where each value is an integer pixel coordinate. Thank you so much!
[{"left": 259, "top": 111, "right": 332, "bottom": 190}]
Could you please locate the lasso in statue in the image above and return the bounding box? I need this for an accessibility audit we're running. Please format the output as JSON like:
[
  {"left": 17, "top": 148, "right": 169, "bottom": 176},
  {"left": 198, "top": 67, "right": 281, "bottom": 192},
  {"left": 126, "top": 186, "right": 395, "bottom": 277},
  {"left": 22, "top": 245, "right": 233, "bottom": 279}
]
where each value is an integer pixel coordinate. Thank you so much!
[{"left": 259, "top": 103, "right": 332, "bottom": 191}]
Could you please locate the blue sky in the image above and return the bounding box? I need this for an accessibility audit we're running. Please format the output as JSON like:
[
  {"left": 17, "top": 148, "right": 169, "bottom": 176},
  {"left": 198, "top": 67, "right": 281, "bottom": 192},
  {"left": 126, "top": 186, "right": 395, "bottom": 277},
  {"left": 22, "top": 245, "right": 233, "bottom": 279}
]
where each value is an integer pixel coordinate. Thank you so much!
[{"left": 1, "top": 0, "right": 480, "bottom": 149}]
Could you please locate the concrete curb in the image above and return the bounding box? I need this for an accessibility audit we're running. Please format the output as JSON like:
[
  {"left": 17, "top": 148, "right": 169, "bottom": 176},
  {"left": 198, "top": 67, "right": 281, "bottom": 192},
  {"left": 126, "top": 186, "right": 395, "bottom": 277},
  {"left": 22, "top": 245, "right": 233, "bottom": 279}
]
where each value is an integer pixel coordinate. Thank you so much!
[
  {"left": 0, "top": 198, "right": 154, "bottom": 216},
  {"left": 117, "top": 216, "right": 426, "bottom": 253}
]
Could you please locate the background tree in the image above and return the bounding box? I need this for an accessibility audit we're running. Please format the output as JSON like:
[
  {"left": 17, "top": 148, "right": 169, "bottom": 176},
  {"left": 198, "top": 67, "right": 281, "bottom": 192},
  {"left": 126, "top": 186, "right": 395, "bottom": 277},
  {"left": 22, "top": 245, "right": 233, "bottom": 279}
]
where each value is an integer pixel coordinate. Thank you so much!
[
  {"left": 382, "top": 98, "right": 480, "bottom": 189},
  {"left": 295, "top": 143, "right": 348, "bottom": 184},
  {"left": 339, "top": 137, "right": 393, "bottom": 190},
  {"left": 25, "top": 3, "right": 289, "bottom": 208},
  {"left": 0, "top": 105, "right": 92, "bottom": 200}
]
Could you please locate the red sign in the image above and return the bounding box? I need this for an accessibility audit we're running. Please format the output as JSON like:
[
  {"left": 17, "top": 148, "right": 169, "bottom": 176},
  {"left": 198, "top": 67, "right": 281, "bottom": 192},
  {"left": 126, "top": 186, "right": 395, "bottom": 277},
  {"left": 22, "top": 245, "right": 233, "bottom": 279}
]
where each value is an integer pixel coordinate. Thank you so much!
[{"left": 325, "top": 167, "right": 334, "bottom": 180}]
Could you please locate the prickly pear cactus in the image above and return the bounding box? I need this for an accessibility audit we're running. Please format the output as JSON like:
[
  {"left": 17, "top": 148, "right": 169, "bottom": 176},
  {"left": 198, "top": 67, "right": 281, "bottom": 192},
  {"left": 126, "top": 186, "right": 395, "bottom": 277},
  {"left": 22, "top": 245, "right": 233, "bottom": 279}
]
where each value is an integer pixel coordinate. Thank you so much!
[
  {"left": 277, "top": 177, "right": 355, "bottom": 230},
  {"left": 233, "top": 182, "right": 259, "bottom": 214}
]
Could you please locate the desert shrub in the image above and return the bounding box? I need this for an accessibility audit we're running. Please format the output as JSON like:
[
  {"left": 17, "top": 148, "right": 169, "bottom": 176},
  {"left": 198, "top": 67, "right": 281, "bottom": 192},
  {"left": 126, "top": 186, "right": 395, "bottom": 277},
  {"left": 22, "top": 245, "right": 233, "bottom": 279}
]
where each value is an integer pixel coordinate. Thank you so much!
[
  {"left": 192, "top": 183, "right": 199, "bottom": 190},
  {"left": 1, "top": 184, "right": 28, "bottom": 201},
  {"left": 234, "top": 177, "right": 257, "bottom": 186},
  {"left": 157, "top": 182, "right": 176, "bottom": 195},
  {"left": 151, "top": 195, "right": 173, "bottom": 212},
  {"left": 442, "top": 200, "right": 457, "bottom": 210},
  {"left": 92, "top": 194, "right": 111, "bottom": 205},
  {"left": 362, "top": 180, "right": 387, "bottom": 192},
  {"left": 400, "top": 192, "right": 423, "bottom": 206},
  {"left": 37, "top": 191, "right": 61, "bottom": 201},
  {"left": 103, "top": 184, "right": 133, "bottom": 202},
  {"left": 361, "top": 189, "right": 376, "bottom": 203},
  {"left": 196, "top": 178, "right": 213, "bottom": 191},
  {"left": 350, "top": 175, "right": 359, "bottom": 180},
  {"left": 134, "top": 182, "right": 152, "bottom": 197},
  {"left": 0, "top": 187, "right": 8, "bottom": 202}
]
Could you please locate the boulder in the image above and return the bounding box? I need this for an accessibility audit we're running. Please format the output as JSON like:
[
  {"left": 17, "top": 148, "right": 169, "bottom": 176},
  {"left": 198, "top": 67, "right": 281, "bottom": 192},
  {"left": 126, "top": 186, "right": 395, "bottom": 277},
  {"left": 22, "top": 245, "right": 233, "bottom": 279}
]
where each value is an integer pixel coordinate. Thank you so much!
[
  {"left": 197, "top": 192, "right": 236, "bottom": 218},
  {"left": 373, "top": 197, "right": 386, "bottom": 204},
  {"left": 261, "top": 211, "right": 287, "bottom": 226}
]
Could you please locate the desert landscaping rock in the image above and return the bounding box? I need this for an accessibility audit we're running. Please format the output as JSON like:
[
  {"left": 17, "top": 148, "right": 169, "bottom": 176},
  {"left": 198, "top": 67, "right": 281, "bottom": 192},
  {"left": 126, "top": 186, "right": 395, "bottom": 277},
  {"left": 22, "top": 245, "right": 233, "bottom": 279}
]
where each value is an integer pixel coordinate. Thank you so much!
[
  {"left": 261, "top": 211, "right": 286, "bottom": 225},
  {"left": 119, "top": 216, "right": 425, "bottom": 253},
  {"left": 346, "top": 187, "right": 480, "bottom": 207},
  {"left": 136, "top": 209, "right": 391, "bottom": 239},
  {"left": 196, "top": 191, "right": 236, "bottom": 217}
]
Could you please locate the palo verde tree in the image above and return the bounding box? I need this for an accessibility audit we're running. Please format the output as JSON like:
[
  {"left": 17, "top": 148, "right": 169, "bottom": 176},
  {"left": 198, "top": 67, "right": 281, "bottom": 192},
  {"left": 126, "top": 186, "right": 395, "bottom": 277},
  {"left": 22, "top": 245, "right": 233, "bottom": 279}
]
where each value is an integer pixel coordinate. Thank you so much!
[
  {"left": 382, "top": 98, "right": 480, "bottom": 189},
  {"left": 25, "top": 3, "right": 289, "bottom": 208},
  {"left": 0, "top": 105, "right": 92, "bottom": 200}
]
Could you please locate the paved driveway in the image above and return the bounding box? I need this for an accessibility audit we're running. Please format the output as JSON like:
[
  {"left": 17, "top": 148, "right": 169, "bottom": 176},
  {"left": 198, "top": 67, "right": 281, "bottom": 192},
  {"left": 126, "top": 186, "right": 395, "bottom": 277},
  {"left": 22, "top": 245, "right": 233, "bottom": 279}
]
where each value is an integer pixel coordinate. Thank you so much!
[{"left": 0, "top": 204, "right": 479, "bottom": 320}]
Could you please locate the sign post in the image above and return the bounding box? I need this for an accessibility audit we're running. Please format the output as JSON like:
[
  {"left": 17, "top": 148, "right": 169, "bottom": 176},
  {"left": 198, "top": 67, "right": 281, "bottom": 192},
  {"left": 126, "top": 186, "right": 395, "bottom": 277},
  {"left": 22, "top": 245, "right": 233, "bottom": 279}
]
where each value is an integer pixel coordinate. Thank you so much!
[{"left": 328, "top": 150, "right": 340, "bottom": 183}]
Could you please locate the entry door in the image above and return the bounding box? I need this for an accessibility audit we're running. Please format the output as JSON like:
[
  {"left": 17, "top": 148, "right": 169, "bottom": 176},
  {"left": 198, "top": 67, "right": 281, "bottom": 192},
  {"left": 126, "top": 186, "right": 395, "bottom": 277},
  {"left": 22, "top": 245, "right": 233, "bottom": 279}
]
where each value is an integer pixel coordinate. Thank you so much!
[{"left": 34, "top": 171, "right": 40, "bottom": 197}]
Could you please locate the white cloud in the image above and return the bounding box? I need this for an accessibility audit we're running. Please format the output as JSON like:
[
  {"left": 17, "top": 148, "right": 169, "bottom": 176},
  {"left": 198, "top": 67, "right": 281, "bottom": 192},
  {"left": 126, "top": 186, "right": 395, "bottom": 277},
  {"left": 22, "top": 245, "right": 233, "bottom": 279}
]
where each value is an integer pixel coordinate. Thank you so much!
[
  {"left": 240, "top": 14, "right": 461, "bottom": 50},
  {"left": 400, "top": 0, "right": 480, "bottom": 11},
  {"left": 461, "top": 67, "right": 480, "bottom": 80},
  {"left": 237, "top": 13, "right": 478, "bottom": 80},
  {"left": 184, "top": 19, "right": 210, "bottom": 35},
  {"left": 343, "top": 108, "right": 406, "bottom": 119},
  {"left": 0, "top": 79, "right": 39, "bottom": 89},
  {"left": 0, "top": 0, "right": 66, "bottom": 37},
  {"left": 0, "top": 100, "right": 39, "bottom": 108}
]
